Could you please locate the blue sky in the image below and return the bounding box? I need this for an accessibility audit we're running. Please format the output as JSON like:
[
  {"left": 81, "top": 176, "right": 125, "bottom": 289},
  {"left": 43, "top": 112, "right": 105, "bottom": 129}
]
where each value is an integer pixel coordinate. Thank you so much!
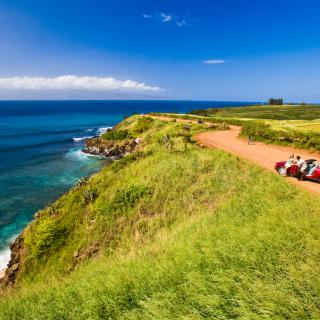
[{"left": 0, "top": 0, "right": 320, "bottom": 101}]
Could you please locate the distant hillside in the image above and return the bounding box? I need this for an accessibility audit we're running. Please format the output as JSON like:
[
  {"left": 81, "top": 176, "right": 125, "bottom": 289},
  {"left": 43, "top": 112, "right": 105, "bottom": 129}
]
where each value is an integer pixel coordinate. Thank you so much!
[
  {"left": 190, "top": 104, "right": 320, "bottom": 120},
  {"left": 1, "top": 115, "right": 320, "bottom": 319}
]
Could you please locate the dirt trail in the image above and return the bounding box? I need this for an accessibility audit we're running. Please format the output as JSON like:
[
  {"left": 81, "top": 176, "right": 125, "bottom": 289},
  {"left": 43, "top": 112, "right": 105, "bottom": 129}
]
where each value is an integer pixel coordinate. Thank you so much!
[{"left": 149, "top": 115, "right": 320, "bottom": 195}]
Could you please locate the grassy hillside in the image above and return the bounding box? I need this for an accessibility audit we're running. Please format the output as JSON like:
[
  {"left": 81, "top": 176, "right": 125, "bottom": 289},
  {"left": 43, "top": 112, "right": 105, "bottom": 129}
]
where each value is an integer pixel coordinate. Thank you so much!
[
  {"left": 152, "top": 110, "right": 320, "bottom": 151},
  {"left": 189, "top": 104, "right": 320, "bottom": 134},
  {"left": 1, "top": 116, "right": 320, "bottom": 319},
  {"left": 190, "top": 104, "right": 320, "bottom": 121}
]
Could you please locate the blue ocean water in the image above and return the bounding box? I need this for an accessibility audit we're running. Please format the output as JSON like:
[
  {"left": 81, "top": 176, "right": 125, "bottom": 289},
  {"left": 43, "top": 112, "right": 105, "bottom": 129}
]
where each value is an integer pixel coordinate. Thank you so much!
[{"left": 0, "top": 100, "right": 256, "bottom": 269}]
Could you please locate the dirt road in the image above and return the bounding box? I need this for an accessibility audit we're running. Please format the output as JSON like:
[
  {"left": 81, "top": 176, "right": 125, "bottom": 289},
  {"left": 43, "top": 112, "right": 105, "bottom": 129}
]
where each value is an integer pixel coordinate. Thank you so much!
[{"left": 150, "top": 115, "right": 320, "bottom": 195}]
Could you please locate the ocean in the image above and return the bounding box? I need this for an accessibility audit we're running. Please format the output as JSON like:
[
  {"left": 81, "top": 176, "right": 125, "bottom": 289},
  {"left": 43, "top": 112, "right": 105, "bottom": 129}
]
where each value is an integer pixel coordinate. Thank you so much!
[{"left": 0, "top": 100, "right": 255, "bottom": 269}]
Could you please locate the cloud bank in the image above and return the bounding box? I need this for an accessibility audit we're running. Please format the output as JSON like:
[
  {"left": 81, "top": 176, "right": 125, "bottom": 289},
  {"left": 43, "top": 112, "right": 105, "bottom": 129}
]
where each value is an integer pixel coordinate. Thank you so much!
[
  {"left": 203, "top": 59, "right": 226, "bottom": 64},
  {"left": 0, "top": 75, "right": 160, "bottom": 92}
]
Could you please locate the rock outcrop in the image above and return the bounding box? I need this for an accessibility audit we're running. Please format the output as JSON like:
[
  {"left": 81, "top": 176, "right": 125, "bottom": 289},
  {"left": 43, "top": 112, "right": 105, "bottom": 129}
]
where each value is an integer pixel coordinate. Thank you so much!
[
  {"left": 83, "top": 137, "right": 142, "bottom": 159},
  {"left": 0, "top": 235, "right": 24, "bottom": 288}
]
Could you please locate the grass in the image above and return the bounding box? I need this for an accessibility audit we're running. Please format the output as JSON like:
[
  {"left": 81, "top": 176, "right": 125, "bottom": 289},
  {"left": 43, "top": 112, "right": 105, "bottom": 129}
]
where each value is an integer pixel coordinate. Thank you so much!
[
  {"left": 267, "top": 119, "right": 320, "bottom": 133},
  {"left": 190, "top": 104, "right": 320, "bottom": 121},
  {"left": 1, "top": 116, "right": 320, "bottom": 319},
  {"left": 154, "top": 105, "right": 320, "bottom": 151}
]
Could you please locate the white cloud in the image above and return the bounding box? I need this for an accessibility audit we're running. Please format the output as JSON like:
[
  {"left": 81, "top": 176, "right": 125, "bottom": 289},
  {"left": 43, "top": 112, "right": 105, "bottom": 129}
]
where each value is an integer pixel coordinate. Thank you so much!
[
  {"left": 0, "top": 75, "right": 161, "bottom": 92},
  {"left": 160, "top": 12, "right": 173, "bottom": 23},
  {"left": 203, "top": 59, "right": 226, "bottom": 64},
  {"left": 176, "top": 19, "right": 186, "bottom": 27},
  {"left": 143, "top": 11, "right": 187, "bottom": 27}
]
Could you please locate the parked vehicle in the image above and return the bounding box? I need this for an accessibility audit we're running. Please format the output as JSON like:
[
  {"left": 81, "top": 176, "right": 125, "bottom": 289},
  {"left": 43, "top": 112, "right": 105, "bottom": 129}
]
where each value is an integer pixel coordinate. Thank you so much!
[{"left": 275, "top": 159, "right": 320, "bottom": 182}]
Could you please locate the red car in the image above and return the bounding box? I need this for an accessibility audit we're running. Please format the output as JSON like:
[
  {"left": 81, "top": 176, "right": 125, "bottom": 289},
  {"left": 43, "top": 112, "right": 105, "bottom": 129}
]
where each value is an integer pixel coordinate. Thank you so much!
[{"left": 275, "top": 159, "right": 320, "bottom": 182}]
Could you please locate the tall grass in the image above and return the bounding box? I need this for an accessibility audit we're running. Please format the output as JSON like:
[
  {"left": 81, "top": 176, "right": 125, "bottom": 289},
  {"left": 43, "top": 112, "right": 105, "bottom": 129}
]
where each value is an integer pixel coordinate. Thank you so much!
[
  {"left": 1, "top": 116, "right": 320, "bottom": 319},
  {"left": 241, "top": 121, "right": 320, "bottom": 151},
  {"left": 190, "top": 104, "right": 320, "bottom": 120}
]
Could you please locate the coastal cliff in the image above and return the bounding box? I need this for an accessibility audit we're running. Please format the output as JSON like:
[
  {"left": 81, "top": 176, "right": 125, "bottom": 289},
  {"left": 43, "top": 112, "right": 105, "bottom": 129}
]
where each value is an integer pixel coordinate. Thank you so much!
[
  {"left": 0, "top": 118, "right": 151, "bottom": 288},
  {"left": 2, "top": 115, "right": 320, "bottom": 319},
  {"left": 0, "top": 236, "right": 23, "bottom": 287}
]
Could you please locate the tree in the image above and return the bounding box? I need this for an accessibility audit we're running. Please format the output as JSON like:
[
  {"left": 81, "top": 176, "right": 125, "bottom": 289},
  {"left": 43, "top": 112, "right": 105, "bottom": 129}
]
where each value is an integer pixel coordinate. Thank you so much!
[{"left": 268, "top": 98, "right": 283, "bottom": 105}]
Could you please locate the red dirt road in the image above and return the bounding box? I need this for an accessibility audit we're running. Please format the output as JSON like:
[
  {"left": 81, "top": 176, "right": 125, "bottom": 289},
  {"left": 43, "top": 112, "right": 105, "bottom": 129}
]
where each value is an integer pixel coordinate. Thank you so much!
[{"left": 150, "top": 115, "right": 320, "bottom": 195}]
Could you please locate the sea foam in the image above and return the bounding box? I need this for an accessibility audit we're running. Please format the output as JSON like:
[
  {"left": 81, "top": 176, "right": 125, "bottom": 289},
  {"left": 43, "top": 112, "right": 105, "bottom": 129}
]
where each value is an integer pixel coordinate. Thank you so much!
[
  {"left": 96, "top": 127, "right": 112, "bottom": 135},
  {"left": 0, "top": 248, "right": 11, "bottom": 271},
  {"left": 66, "top": 149, "right": 90, "bottom": 161},
  {"left": 72, "top": 136, "right": 93, "bottom": 142}
]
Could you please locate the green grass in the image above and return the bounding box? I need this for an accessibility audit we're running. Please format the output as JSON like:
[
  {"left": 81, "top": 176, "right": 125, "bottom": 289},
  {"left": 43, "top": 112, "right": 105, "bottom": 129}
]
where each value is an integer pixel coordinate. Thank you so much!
[
  {"left": 166, "top": 104, "right": 320, "bottom": 151},
  {"left": 1, "top": 116, "right": 320, "bottom": 319},
  {"left": 267, "top": 119, "right": 320, "bottom": 133},
  {"left": 101, "top": 129, "right": 131, "bottom": 140},
  {"left": 190, "top": 104, "right": 320, "bottom": 121}
]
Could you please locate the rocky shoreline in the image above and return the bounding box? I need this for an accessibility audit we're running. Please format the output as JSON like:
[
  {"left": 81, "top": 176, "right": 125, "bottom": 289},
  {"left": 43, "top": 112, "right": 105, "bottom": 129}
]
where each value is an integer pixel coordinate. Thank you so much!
[
  {"left": 0, "top": 134, "right": 142, "bottom": 288},
  {"left": 0, "top": 235, "right": 23, "bottom": 287},
  {"left": 82, "top": 136, "right": 142, "bottom": 159}
]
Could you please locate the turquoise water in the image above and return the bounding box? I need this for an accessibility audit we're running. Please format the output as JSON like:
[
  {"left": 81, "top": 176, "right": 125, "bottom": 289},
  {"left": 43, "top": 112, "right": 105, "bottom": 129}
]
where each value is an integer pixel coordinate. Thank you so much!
[{"left": 0, "top": 100, "right": 256, "bottom": 269}]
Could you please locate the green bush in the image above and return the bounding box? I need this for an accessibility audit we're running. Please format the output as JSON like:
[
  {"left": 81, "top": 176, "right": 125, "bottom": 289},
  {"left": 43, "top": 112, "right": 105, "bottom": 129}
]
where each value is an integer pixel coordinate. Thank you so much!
[
  {"left": 74, "top": 176, "right": 89, "bottom": 189},
  {"left": 241, "top": 121, "right": 320, "bottom": 151},
  {"left": 45, "top": 203, "right": 59, "bottom": 216},
  {"left": 159, "top": 134, "right": 174, "bottom": 151},
  {"left": 29, "top": 218, "right": 67, "bottom": 258},
  {"left": 189, "top": 108, "right": 212, "bottom": 116},
  {"left": 104, "top": 185, "right": 153, "bottom": 215},
  {"left": 102, "top": 129, "right": 131, "bottom": 140},
  {"left": 133, "top": 117, "right": 154, "bottom": 134},
  {"left": 82, "top": 188, "right": 97, "bottom": 205}
]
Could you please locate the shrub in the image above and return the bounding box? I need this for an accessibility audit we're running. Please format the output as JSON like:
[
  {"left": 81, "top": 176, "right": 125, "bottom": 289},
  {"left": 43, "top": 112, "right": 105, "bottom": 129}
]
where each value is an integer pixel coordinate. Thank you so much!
[
  {"left": 83, "top": 188, "right": 97, "bottom": 204},
  {"left": 102, "top": 129, "right": 131, "bottom": 141},
  {"left": 160, "top": 134, "right": 174, "bottom": 151},
  {"left": 241, "top": 121, "right": 320, "bottom": 151},
  {"left": 104, "top": 185, "right": 153, "bottom": 215},
  {"left": 30, "top": 218, "right": 67, "bottom": 258},
  {"left": 183, "top": 123, "right": 192, "bottom": 131},
  {"left": 74, "top": 176, "right": 89, "bottom": 189},
  {"left": 182, "top": 132, "right": 192, "bottom": 143},
  {"left": 133, "top": 117, "right": 154, "bottom": 134},
  {"left": 189, "top": 108, "right": 212, "bottom": 116},
  {"left": 46, "top": 204, "right": 58, "bottom": 216}
]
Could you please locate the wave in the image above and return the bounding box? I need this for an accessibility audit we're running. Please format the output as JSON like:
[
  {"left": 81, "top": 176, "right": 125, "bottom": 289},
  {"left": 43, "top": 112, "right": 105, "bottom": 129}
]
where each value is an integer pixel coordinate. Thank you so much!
[
  {"left": 65, "top": 149, "right": 91, "bottom": 161},
  {"left": 65, "top": 148, "right": 107, "bottom": 161},
  {"left": 73, "top": 136, "right": 93, "bottom": 142},
  {"left": 0, "top": 248, "right": 10, "bottom": 271},
  {"left": 0, "top": 234, "right": 17, "bottom": 271},
  {"left": 96, "top": 127, "right": 112, "bottom": 135}
]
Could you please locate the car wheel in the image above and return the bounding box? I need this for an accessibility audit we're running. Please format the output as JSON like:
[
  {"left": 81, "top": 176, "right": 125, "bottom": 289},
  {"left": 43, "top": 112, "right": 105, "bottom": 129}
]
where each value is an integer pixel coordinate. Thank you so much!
[{"left": 278, "top": 166, "right": 286, "bottom": 176}]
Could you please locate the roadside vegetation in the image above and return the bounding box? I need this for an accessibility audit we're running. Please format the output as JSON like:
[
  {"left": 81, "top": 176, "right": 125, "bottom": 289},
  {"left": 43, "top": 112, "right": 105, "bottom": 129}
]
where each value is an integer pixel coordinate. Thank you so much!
[
  {"left": 1, "top": 115, "right": 320, "bottom": 319},
  {"left": 153, "top": 104, "right": 320, "bottom": 152},
  {"left": 241, "top": 121, "right": 320, "bottom": 151}
]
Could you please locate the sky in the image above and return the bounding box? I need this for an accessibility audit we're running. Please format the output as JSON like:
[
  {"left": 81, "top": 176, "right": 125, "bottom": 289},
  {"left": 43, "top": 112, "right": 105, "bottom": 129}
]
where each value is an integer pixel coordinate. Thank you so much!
[{"left": 0, "top": 0, "right": 320, "bottom": 101}]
